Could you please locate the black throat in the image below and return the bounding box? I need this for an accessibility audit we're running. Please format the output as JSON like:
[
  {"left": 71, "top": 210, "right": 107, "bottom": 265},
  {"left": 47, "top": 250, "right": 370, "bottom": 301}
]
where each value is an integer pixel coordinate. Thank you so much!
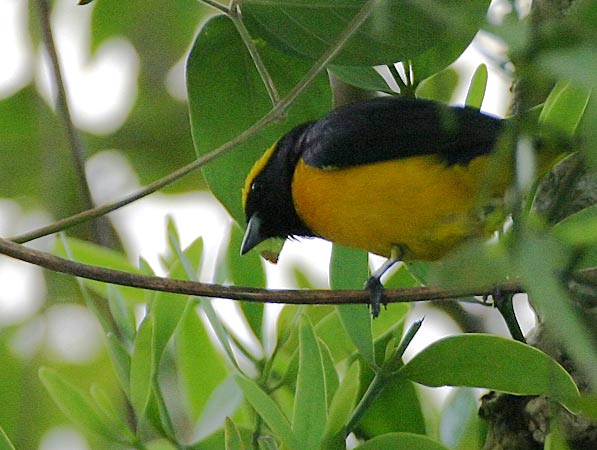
[{"left": 245, "top": 122, "right": 316, "bottom": 240}]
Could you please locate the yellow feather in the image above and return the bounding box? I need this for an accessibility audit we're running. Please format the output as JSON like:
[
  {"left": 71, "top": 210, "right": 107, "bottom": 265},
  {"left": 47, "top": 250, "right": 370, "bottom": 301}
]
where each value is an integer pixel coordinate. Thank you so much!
[
  {"left": 292, "top": 154, "right": 507, "bottom": 260},
  {"left": 242, "top": 143, "right": 277, "bottom": 209}
]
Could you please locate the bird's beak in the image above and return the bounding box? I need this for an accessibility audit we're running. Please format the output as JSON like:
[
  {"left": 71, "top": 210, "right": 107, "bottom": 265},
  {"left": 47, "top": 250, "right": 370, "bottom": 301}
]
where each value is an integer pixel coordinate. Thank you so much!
[{"left": 240, "top": 214, "right": 267, "bottom": 255}]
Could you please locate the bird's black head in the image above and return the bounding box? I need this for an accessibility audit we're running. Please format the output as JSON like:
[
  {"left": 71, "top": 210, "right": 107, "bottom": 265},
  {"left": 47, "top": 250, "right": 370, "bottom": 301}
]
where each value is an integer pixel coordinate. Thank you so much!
[{"left": 240, "top": 122, "right": 315, "bottom": 255}]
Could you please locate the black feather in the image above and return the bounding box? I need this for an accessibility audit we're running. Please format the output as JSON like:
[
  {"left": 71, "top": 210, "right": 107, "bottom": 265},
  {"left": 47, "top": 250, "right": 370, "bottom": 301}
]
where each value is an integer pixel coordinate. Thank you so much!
[{"left": 300, "top": 96, "right": 503, "bottom": 169}]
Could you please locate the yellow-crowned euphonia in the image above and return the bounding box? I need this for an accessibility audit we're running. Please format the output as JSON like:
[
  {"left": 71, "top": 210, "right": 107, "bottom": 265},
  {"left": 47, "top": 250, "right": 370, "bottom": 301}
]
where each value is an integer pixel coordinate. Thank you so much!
[{"left": 240, "top": 96, "right": 512, "bottom": 314}]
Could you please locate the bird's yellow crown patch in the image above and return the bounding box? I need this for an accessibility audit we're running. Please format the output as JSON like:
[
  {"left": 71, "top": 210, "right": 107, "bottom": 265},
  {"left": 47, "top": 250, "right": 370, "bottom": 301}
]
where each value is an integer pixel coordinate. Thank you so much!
[{"left": 242, "top": 143, "right": 278, "bottom": 209}]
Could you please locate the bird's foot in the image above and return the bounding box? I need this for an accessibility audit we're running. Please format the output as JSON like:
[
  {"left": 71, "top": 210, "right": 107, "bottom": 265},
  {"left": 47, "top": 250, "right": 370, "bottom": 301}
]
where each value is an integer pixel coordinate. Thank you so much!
[
  {"left": 365, "top": 275, "right": 386, "bottom": 318},
  {"left": 492, "top": 287, "right": 525, "bottom": 343}
]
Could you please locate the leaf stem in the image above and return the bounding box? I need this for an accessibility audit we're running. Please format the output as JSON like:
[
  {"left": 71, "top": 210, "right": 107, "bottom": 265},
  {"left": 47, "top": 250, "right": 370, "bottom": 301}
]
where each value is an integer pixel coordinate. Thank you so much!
[
  {"left": 345, "top": 318, "right": 423, "bottom": 433},
  {"left": 199, "top": 0, "right": 230, "bottom": 14},
  {"left": 229, "top": 4, "right": 281, "bottom": 106}
]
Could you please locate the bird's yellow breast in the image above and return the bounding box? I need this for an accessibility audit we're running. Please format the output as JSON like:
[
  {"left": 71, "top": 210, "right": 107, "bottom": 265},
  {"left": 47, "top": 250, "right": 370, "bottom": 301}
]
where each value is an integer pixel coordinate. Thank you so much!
[{"left": 291, "top": 154, "right": 505, "bottom": 260}]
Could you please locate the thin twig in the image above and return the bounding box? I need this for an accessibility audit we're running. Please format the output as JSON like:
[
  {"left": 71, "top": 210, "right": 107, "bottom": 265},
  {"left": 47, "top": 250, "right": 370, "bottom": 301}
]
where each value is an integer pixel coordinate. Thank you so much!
[
  {"left": 36, "top": 0, "right": 119, "bottom": 246},
  {"left": 37, "top": 0, "right": 92, "bottom": 209},
  {"left": 229, "top": 4, "right": 281, "bottom": 106},
  {"left": 200, "top": 0, "right": 230, "bottom": 14},
  {"left": 11, "top": 0, "right": 381, "bottom": 244}
]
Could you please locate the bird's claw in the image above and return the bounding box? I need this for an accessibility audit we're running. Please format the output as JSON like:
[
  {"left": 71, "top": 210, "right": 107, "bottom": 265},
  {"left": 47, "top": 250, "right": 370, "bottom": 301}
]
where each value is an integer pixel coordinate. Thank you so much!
[
  {"left": 365, "top": 276, "right": 385, "bottom": 318},
  {"left": 491, "top": 287, "right": 526, "bottom": 343}
]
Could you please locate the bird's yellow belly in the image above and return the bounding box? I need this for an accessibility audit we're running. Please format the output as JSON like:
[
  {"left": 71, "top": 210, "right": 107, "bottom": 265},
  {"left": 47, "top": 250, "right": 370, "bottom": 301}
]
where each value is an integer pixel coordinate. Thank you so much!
[{"left": 291, "top": 155, "right": 501, "bottom": 260}]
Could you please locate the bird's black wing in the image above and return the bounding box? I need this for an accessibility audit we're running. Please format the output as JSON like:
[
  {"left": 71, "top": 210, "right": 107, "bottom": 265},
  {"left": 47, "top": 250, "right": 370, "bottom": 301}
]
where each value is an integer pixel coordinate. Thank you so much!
[{"left": 300, "top": 96, "right": 503, "bottom": 169}]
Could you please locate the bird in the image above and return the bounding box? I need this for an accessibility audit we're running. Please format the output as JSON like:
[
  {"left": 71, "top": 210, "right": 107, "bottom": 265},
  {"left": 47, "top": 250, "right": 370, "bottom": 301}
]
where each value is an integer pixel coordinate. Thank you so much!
[{"left": 239, "top": 95, "right": 511, "bottom": 317}]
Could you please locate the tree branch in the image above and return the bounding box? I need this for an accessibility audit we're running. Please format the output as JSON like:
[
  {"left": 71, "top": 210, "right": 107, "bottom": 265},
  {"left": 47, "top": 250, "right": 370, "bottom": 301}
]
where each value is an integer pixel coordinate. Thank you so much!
[
  {"left": 36, "top": 0, "right": 117, "bottom": 247},
  {"left": 0, "top": 236, "right": 525, "bottom": 305},
  {"left": 37, "top": 0, "right": 92, "bottom": 210},
  {"left": 2, "top": 236, "right": 596, "bottom": 307}
]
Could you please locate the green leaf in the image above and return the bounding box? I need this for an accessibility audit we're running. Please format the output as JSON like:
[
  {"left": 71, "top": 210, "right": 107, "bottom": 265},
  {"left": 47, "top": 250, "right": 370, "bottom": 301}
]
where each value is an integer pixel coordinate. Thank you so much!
[
  {"left": 427, "top": 240, "right": 510, "bottom": 290},
  {"left": 225, "top": 417, "right": 246, "bottom": 450},
  {"left": 165, "top": 217, "right": 183, "bottom": 257},
  {"left": 130, "top": 315, "right": 155, "bottom": 419},
  {"left": 416, "top": 68, "right": 459, "bottom": 104},
  {"left": 319, "top": 339, "right": 340, "bottom": 407},
  {"left": 324, "top": 361, "right": 361, "bottom": 438},
  {"left": 465, "top": 64, "right": 488, "bottom": 109},
  {"left": 329, "top": 66, "right": 393, "bottom": 93},
  {"left": 243, "top": 0, "right": 491, "bottom": 66},
  {"left": 224, "top": 226, "right": 266, "bottom": 339},
  {"left": 176, "top": 305, "right": 228, "bottom": 422},
  {"left": 235, "top": 375, "right": 299, "bottom": 450},
  {"left": 353, "top": 432, "right": 451, "bottom": 450},
  {"left": 351, "top": 319, "right": 425, "bottom": 438},
  {"left": 39, "top": 367, "right": 129, "bottom": 443},
  {"left": 571, "top": 394, "right": 597, "bottom": 421},
  {"left": 293, "top": 318, "right": 327, "bottom": 450},
  {"left": 0, "top": 426, "right": 16, "bottom": 450},
  {"left": 412, "top": 32, "right": 478, "bottom": 82},
  {"left": 257, "top": 436, "right": 279, "bottom": 450},
  {"left": 314, "top": 309, "right": 355, "bottom": 364},
  {"left": 399, "top": 334, "right": 580, "bottom": 409},
  {"left": 166, "top": 231, "right": 238, "bottom": 368},
  {"left": 107, "top": 285, "right": 136, "bottom": 343},
  {"left": 0, "top": 342, "right": 30, "bottom": 448},
  {"left": 145, "top": 439, "right": 178, "bottom": 450},
  {"left": 148, "top": 288, "right": 188, "bottom": 363},
  {"left": 544, "top": 424, "right": 572, "bottom": 450},
  {"left": 105, "top": 332, "right": 132, "bottom": 395},
  {"left": 330, "top": 244, "right": 374, "bottom": 366},
  {"left": 169, "top": 234, "right": 205, "bottom": 279},
  {"left": 196, "top": 377, "right": 244, "bottom": 439},
  {"left": 194, "top": 427, "right": 252, "bottom": 450},
  {"left": 91, "top": 0, "right": 204, "bottom": 65},
  {"left": 186, "top": 14, "right": 331, "bottom": 225},
  {"left": 89, "top": 384, "right": 135, "bottom": 443},
  {"left": 225, "top": 224, "right": 267, "bottom": 287},
  {"left": 168, "top": 232, "right": 238, "bottom": 368},
  {"left": 539, "top": 81, "right": 591, "bottom": 136},
  {"left": 335, "top": 300, "right": 373, "bottom": 365},
  {"left": 552, "top": 204, "right": 597, "bottom": 245},
  {"left": 578, "top": 94, "right": 597, "bottom": 169},
  {"left": 440, "top": 388, "right": 486, "bottom": 450},
  {"left": 357, "top": 376, "right": 426, "bottom": 438},
  {"left": 371, "top": 302, "right": 410, "bottom": 341}
]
